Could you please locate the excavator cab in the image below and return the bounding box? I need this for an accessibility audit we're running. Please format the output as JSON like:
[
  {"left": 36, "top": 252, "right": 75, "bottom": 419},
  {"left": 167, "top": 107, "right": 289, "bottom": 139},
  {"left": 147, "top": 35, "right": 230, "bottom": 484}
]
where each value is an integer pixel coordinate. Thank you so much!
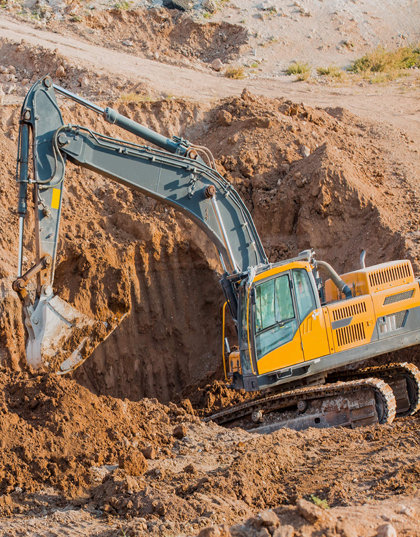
[{"left": 229, "top": 258, "right": 330, "bottom": 391}]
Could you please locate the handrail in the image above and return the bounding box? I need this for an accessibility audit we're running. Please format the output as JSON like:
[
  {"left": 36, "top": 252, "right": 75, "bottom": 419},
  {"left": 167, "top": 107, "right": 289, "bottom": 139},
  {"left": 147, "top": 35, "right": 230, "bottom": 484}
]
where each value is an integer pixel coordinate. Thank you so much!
[
  {"left": 246, "top": 287, "right": 257, "bottom": 376},
  {"left": 222, "top": 301, "right": 228, "bottom": 381}
]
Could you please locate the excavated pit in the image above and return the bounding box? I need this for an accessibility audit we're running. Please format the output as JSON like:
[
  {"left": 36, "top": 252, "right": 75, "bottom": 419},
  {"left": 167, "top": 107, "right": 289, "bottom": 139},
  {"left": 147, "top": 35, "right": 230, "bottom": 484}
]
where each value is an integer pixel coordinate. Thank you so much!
[{"left": 2, "top": 76, "right": 420, "bottom": 405}]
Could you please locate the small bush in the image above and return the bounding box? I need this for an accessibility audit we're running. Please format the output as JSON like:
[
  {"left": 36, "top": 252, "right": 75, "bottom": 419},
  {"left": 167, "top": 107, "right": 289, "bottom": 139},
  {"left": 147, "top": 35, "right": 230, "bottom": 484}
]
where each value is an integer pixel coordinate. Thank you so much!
[
  {"left": 224, "top": 66, "right": 246, "bottom": 79},
  {"left": 316, "top": 65, "right": 343, "bottom": 78},
  {"left": 349, "top": 44, "right": 420, "bottom": 73},
  {"left": 316, "top": 66, "right": 343, "bottom": 78},
  {"left": 285, "top": 61, "right": 310, "bottom": 75},
  {"left": 297, "top": 71, "right": 310, "bottom": 81}
]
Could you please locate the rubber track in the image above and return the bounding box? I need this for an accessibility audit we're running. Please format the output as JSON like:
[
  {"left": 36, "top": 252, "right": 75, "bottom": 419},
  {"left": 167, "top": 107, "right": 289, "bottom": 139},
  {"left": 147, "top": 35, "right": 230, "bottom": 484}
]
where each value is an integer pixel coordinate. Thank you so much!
[
  {"left": 204, "top": 377, "right": 396, "bottom": 427},
  {"left": 328, "top": 362, "right": 420, "bottom": 417}
]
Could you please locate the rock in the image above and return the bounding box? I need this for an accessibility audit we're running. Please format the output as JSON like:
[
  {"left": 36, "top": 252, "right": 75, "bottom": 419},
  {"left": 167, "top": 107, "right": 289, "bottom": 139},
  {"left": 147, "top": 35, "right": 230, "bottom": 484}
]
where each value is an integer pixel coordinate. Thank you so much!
[
  {"left": 296, "top": 499, "right": 328, "bottom": 524},
  {"left": 294, "top": 172, "right": 307, "bottom": 188},
  {"left": 212, "top": 58, "right": 223, "bottom": 71},
  {"left": 241, "top": 87, "right": 256, "bottom": 101},
  {"left": 300, "top": 145, "right": 310, "bottom": 157},
  {"left": 122, "top": 40, "right": 134, "bottom": 47},
  {"left": 173, "top": 424, "right": 187, "bottom": 439},
  {"left": 397, "top": 505, "right": 415, "bottom": 517},
  {"left": 78, "top": 76, "right": 89, "bottom": 89},
  {"left": 0, "top": 85, "right": 4, "bottom": 105},
  {"left": 377, "top": 524, "right": 397, "bottom": 537},
  {"left": 118, "top": 450, "right": 148, "bottom": 476},
  {"left": 180, "top": 399, "right": 195, "bottom": 414},
  {"left": 203, "top": 0, "right": 217, "bottom": 12},
  {"left": 280, "top": 163, "right": 290, "bottom": 175},
  {"left": 8, "top": 65, "right": 16, "bottom": 75},
  {"left": 5, "top": 84, "right": 16, "bottom": 95},
  {"left": 257, "top": 0, "right": 276, "bottom": 10},
  {"left": 162, "top": 0, "right": 194, "bottom": 11},
  {"left": 198, "top": 525, "right": 231, "bottom": 537},
  {"left": 141, "top": 445, "right": 157, "bottom": 460},
  {"left": 273, "top": 527, "right": 294, "bottom": 537},
  {"left": 218, "top": 110, "right": 232, "bottom": 126},
  {"left": 256, "top": 117, "right": 272, "bottom": 129},
  {"left": 183, "top": 463, "right": 197, "bottom": 474},
  {"left": 56, "top": 65, "right": 66, "bottom": 78},
  {"left": 258, "top": 509, "right": 279, "bottom": 527}
]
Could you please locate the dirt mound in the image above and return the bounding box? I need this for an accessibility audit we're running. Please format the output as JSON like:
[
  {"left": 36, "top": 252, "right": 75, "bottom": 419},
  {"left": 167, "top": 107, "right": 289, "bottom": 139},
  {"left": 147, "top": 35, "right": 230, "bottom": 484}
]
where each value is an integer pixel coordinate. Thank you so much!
[
  {"left": 193, "top": 498, "right": 420, "bottom": 537},
  {"left": 3, "top": 379, "right": 420, "bottom": 536},
  {"left": 180, "top": 379, "right": 254, "bottom": 416},
  {"left": 200, "top": 90, "right": 420, "bottom": 273},
  {"left": 0, "top": 367, "right": 192, "bottom": 502},
  {"left": 0, "top": 38, "right": 155, "bottom": 100},
  {"left": 57, "top": 8, "right": 249, "bottom": 66}
]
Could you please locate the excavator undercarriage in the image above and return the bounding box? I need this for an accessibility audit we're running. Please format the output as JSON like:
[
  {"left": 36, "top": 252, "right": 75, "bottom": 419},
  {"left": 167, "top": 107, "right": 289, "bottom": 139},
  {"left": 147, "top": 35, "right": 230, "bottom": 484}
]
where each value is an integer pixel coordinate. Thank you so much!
[{"left": 205, "top": 363, "right": 420, "bottom": 433}]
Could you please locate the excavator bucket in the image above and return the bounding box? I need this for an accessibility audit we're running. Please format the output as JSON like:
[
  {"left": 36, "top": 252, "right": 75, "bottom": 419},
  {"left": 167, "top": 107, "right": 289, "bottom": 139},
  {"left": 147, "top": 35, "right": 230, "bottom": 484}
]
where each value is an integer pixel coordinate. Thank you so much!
[{"left": 25, "top": 291, "right": 117, "bottom": 374}]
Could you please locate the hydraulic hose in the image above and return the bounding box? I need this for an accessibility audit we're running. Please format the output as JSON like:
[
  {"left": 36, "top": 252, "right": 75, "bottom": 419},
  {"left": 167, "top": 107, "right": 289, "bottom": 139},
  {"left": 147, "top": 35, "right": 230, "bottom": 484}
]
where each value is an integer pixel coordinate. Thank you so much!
[{"left": 316, "top": 260, "right": 353, "bottom": 299}]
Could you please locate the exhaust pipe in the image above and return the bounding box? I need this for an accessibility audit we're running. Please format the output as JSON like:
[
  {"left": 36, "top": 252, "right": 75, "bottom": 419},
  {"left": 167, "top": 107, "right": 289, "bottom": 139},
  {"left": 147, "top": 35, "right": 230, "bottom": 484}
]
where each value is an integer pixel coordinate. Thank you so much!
[{"left": 316, "top": 260, "right": 352, "bottom": 299}]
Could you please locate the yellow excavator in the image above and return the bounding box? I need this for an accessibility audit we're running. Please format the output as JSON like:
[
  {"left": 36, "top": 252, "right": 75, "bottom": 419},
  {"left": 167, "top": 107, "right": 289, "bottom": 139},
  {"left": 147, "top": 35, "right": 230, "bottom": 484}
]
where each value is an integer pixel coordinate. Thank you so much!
[{"left": 13, "top": 77, "right": 420, "bottom": 432}]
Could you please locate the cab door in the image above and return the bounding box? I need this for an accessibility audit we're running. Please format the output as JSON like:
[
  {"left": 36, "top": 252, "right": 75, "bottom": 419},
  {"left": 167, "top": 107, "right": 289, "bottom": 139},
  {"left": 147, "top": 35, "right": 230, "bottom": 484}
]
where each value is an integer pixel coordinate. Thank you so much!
[
  {"left": 254, "top": 272, "right": 304, "bottom": 375},
  {"left": 292, "top": 268, "right": 330, "bottom": 361}
]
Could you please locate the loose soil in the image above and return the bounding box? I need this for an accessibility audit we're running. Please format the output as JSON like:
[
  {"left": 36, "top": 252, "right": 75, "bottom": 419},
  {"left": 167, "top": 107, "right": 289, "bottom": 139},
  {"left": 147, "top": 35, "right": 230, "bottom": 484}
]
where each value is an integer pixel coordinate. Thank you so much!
[{"left": 1, "top": 31, "right": 420, "bottom": 537}]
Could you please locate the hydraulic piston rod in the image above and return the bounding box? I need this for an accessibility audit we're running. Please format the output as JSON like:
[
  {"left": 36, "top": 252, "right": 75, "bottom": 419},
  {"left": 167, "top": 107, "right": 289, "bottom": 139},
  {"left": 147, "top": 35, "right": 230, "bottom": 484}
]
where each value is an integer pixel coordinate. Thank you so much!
[{"left": 53, "top": 83, "right": 187, "bottom": 155}]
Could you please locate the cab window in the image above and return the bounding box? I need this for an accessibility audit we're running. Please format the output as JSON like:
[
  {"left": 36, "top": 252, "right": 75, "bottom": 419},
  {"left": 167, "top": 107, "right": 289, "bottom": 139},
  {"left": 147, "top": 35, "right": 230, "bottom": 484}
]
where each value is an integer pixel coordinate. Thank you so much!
[
  {"left": 254, "top": 274, "right": 298, "bottom": 360},
  {"left": 292, "top": 268, "right": 316, "bottom": 322}
]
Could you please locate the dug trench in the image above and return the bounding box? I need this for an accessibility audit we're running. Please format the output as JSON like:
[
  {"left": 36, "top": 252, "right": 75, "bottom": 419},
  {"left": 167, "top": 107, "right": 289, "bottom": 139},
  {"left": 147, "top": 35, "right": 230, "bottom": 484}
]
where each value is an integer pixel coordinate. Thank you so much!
[{"left": 1, "top": 62, "right": 420, "bottom": 533}]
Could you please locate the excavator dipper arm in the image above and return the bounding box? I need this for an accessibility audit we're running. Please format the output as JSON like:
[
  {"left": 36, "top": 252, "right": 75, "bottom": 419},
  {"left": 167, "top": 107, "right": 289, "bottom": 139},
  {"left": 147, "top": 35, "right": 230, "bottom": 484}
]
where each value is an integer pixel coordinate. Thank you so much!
[{"left": 14, "top": 77, "right": 268, "bottom": 373}]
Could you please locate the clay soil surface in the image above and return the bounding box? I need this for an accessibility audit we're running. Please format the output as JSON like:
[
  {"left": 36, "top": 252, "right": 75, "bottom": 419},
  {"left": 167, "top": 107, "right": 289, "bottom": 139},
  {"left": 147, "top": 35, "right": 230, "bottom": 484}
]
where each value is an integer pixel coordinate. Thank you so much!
[{"left": 1, "top": 7, "right": 420, "bottom": 537}]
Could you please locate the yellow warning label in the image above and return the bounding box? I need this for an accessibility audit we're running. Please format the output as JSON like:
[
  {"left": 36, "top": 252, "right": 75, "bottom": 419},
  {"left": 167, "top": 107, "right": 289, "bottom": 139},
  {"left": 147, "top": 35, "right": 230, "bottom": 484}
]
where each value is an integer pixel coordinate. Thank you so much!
[{"left": 51, "top": 188, "right": 61, "bottom": 210}]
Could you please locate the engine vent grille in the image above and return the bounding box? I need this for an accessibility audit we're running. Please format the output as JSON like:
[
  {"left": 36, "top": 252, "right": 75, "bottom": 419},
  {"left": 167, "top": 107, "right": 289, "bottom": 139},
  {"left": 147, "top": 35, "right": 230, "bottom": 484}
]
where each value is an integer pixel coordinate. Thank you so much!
[
  {"left": 336, "top": 322, "right": 366, "bottom": 347},
  {"left": 383, "top": 290, "right": 414, "bottom": 306},
  {"left": 368, "top": 263, "right": 411, "bottom": 288},
  {"left": 332, "top": 301, "right": 367, "bottom": 321}
]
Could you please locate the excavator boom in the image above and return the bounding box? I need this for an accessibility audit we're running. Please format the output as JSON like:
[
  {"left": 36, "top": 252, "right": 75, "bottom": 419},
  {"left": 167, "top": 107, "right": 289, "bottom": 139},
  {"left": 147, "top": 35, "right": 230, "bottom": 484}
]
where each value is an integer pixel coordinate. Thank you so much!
[{"left": 14, "top": 77, "right": 267, "bottom": 373}]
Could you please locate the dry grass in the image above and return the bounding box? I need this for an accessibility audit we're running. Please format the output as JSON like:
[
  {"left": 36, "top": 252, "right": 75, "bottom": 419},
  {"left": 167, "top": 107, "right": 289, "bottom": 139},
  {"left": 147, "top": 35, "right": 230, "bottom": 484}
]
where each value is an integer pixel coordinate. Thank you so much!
[
  {"left": 349, "top": 44, "right": 420, "bottom": 74},
  {"left": 224, "top": 66, "right": 246, "bottom": 79},
  {"left": 296, "top": 71, "right": 310, "bottom": 81},
  {"left": 117, "top": 93, "right": 153, "bottom": 103},
  {"left": 285, "top": 61, "right": 310, "bottom": 76},
  {"left": 316, "top": 65, "right": 345, "bottom": 79}
]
